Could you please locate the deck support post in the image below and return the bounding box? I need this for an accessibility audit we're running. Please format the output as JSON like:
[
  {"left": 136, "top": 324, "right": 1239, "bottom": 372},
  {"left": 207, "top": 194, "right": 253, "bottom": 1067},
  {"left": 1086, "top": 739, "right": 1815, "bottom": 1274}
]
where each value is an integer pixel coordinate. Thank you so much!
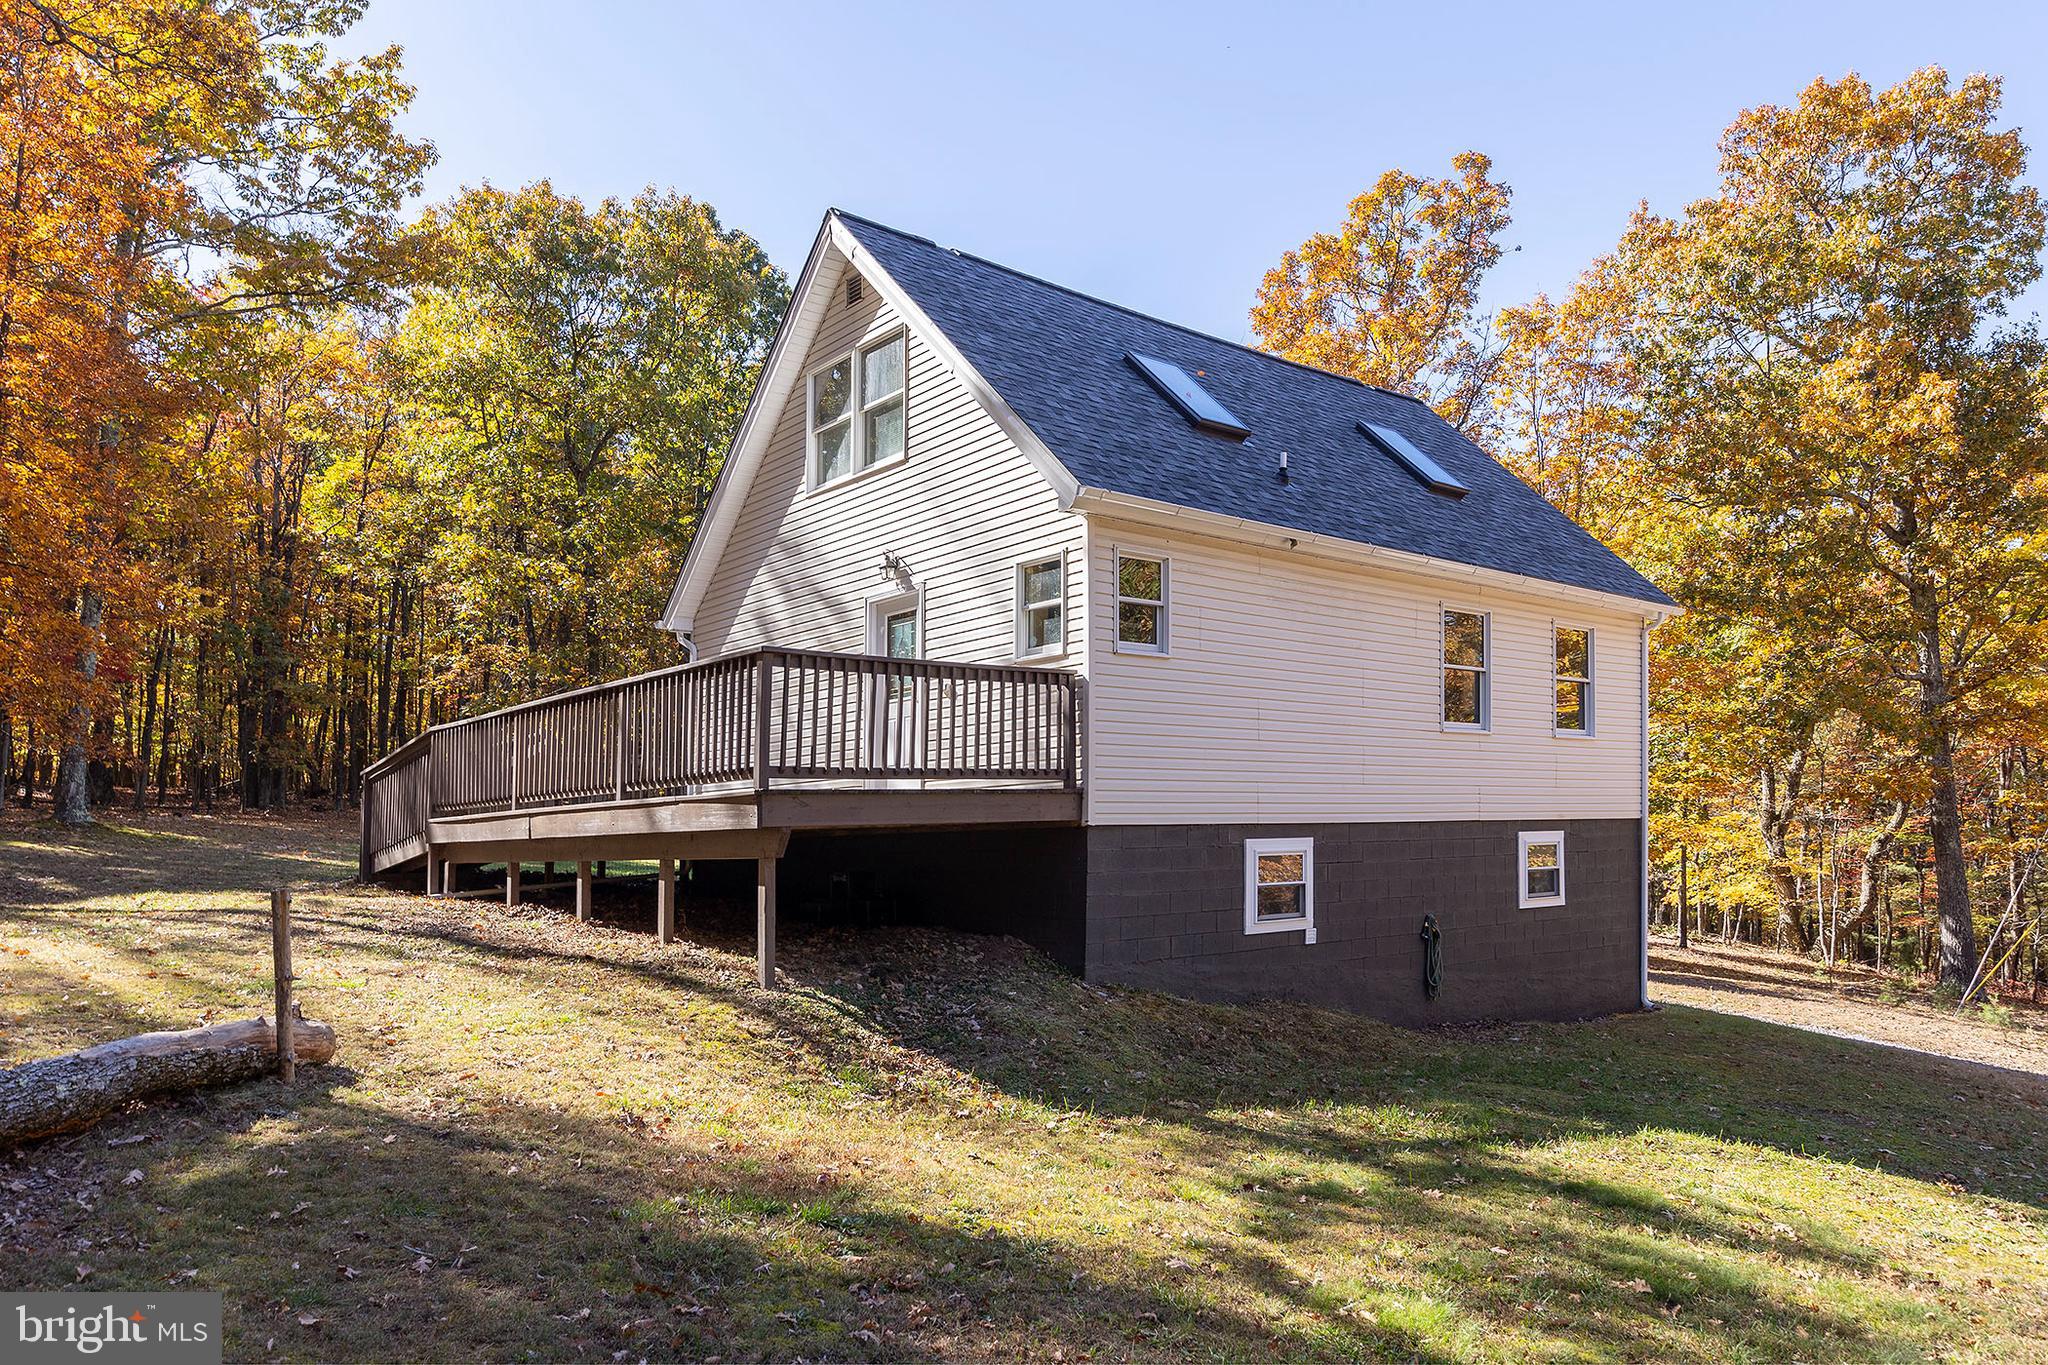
[
  {"left": 756, "top": 855, "right": 777, "bottom": 989},
  {"left": 576, "top": 860, "right": 593, "bottom": 922},
  {"left": 657, "top": 858, "right": 677, "bottom": 945},
  {"left": 505, "top": 861, "right": 521, "bottom": 907},
  {"left": 441, "top": 859, "right": 458, "bottom": 896},
  {"left": 425, "top": 848, "right": 439, "bottom": 897}
]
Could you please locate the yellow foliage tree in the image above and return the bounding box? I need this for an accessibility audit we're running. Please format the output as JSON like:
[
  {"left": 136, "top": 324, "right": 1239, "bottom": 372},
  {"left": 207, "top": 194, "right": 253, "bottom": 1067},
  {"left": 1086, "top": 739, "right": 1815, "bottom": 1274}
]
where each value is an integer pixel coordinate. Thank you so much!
[{"left": 1250, "top": 153, "right": 1512, "bottom": 437}]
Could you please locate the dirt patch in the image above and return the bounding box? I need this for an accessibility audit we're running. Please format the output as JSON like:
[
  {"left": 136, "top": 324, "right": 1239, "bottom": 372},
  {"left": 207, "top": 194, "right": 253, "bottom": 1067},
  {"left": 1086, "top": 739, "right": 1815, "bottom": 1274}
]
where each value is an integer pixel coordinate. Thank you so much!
[{"left": 1650, "top": 935, "right": 2048, "bottom": 1080}]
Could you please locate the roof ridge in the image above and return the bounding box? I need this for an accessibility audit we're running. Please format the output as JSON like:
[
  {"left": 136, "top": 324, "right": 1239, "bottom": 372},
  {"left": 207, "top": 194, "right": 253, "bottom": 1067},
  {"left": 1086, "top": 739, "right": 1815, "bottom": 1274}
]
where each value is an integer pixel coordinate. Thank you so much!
[{"left": 829, "top": 208, "right": 1432, "bottom": 409}]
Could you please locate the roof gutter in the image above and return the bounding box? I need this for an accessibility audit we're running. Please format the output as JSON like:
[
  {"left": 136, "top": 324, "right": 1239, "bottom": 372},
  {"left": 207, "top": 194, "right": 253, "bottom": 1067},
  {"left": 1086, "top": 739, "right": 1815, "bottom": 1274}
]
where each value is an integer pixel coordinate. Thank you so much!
[{"left": 1067, "top": 486, "right": 1683, "bottom": 623}]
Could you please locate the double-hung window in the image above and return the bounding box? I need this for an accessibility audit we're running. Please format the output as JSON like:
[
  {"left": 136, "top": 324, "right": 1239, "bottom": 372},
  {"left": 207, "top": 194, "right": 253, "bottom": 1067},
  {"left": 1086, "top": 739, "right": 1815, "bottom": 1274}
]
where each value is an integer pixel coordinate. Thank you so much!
[
  {"left": 1016, "top": 555, "right": 1065, "bottom": 658},
  {"left": 1554, "top": 626, "right": 1593, "bottom": 735},
  {"left": 1116, "top": 553, "right": 1168, "bottom": 652},
  {"left": 1441, "top": 609, "right": 1488, "bottom": 728},
  {"left": 1245, "top": 837, "right": 1315, "bottom": 939},
  {"left": 810, "top": 332, "right": 906, "bottom": 488},
  {"left": 1518, "top": 830, "right": 1566, "bottom": 908}
]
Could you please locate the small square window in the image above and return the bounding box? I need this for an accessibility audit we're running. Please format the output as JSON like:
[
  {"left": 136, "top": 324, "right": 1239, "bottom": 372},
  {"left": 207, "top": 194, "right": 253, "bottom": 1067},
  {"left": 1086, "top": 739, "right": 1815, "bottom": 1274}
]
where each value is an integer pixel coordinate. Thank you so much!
[
  {"left": 1116, "top": 553, "right": 1168, "bottom": 652},
  {"left": 1518, "top": 830, "right": 1566, "bottom": 908},
  {"left": 1245, "top": 838, "right": 1315, "bottom": 939},
  {"left": 1016, "top": 555, "right": 1065, "bottom": 658}
]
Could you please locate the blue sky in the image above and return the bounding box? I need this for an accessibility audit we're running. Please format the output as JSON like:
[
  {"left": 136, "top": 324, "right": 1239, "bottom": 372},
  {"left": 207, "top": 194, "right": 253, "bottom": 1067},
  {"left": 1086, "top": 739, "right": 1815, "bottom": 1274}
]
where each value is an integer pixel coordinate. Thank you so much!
[{"left": 350, "top": 0, "right": 2048, "bottom": 340}]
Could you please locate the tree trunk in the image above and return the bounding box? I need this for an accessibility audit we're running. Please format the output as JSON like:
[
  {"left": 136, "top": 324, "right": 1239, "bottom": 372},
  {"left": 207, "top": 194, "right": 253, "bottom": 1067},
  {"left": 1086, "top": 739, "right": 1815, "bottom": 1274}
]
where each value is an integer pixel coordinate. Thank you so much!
[
  {"left": 133, "top": 629, "right": 167, "bottom": 810},
  {"left": 155, "top": 636, "right": 178, "bottom": 806},
  {"left": 1759, "top": 750, "right": 1810, "bottom": 953},
  {"left": 1837, "top": 801, "right": 1908, "bottom": 946},
  {"left": 1914, "top": 596, "right": 1976, "bottom": 990},
  {"left": 1677, "top": 846, "right": 1690, "bottom": 950},
  {"left": 0, "top": 705, "right": 10, "bottom": 813},
  {"left": 0, "top": 1014, "right": 337, "bottom": 1146},
  {"left": 54, "top": 589, "right": 103, "bottom": 827}
]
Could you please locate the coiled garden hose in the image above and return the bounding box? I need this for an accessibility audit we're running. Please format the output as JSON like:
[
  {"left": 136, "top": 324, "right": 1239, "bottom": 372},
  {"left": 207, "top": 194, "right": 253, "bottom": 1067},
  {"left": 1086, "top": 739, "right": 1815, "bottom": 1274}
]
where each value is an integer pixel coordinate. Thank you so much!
[{"left": 1420, "top": 914, "right": 1443, "bottom": 1001}]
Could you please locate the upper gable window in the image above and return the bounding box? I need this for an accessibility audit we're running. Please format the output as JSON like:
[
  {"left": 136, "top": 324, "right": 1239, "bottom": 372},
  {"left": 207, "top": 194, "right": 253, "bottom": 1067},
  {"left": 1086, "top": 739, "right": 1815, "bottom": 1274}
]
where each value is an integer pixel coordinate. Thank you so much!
[{"left": 809, "top": 332, "right": 906, "bottom": 488}]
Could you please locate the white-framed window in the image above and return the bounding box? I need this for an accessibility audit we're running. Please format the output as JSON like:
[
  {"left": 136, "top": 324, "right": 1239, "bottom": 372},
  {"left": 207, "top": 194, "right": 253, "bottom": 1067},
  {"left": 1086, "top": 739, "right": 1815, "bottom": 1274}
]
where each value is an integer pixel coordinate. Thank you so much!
[
  {"left": 1245, "top": 837, "right": 1316, "bottom": 939},
  {"left": 1441, "top": 608, "right": 1489, "bottom": 729},
  {"left": 1554, "top": 625, "right": 1593, "bottom": 736},
  {"left": 1015, "top": 553, "right": 1066, "bottom": 659},
  {"left": 1115, "top": 551, "right": 1168, "bottom": 653},
  {"left": 808, "top": 330, "right": 906, "bottom": 489},
  {"left": 1518, "top": 830, "right": 1566, "bottom": 908}
]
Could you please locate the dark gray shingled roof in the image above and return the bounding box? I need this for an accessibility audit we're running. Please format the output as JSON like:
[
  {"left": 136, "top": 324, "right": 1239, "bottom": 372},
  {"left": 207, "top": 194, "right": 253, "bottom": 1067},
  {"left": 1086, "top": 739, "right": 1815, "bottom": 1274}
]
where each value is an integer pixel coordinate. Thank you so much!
[{"left": 836, "top": 211, "right": 1676, "bottom": 609}]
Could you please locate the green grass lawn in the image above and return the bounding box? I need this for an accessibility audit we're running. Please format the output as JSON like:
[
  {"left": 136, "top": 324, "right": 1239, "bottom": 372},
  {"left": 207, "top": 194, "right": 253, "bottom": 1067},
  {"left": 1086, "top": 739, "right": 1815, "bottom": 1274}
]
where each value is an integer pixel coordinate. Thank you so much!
[{"left": 3, "top": 812, "right": 2046, "bottom": 1362}]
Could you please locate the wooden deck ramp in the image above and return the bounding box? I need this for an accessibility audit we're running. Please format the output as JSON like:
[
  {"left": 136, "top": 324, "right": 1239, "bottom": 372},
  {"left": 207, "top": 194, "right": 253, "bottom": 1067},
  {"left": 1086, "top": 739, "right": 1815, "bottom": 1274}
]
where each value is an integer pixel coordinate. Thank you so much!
[{"left": 359, "top": 647, "right": 1082, "bottom": 985}]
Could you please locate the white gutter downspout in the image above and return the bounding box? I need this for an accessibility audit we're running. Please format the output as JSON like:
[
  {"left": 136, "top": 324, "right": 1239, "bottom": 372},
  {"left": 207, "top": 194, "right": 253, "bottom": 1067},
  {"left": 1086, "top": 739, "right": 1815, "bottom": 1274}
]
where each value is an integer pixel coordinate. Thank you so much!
[{"left": 1640, "top": 619, "right": 1653, "bottom": 1010}]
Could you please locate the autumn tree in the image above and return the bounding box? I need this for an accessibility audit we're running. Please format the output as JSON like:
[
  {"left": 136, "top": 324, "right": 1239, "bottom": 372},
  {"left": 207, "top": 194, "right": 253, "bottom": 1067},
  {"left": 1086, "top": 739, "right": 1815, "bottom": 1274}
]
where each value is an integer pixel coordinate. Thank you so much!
[
  {"left": 1615, "top": 68, "right": 2048, "bottom": 988},
  {"left": 393, "top": 182, "right": 784, "bottom": 702},
  {"left": 0, "top": 0, "right": 431, "bottom": 822},
  {"left": 1252, "top": 153, "right": 1513, "bottom": 436}
]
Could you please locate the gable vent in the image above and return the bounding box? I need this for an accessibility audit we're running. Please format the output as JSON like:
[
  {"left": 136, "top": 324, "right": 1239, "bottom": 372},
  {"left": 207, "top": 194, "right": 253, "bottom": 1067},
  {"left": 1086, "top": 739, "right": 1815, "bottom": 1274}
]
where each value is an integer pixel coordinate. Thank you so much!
[
  {"left": 1359, "top": 421, "right": 1469, "bottom": 498},
  {"left": 844, "top": 276, "right": 864, "bottom": 308}
]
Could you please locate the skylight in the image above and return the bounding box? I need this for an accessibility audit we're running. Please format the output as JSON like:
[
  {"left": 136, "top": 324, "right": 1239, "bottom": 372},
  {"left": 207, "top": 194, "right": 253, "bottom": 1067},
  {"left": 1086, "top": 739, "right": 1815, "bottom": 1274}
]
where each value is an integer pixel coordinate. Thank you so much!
[
  {"left": 1359, "top": 421, "right": 1469, "bottom": 498},
  {"left": 1127, "top": 352, "right": 1250, "bottom": 439}
]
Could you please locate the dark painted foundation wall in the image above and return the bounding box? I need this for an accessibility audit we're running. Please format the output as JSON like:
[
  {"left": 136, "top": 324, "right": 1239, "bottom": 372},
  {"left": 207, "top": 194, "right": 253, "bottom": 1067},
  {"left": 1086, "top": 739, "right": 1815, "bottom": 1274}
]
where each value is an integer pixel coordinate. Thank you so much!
[
  {"left": 1085, "top": 819, "right": 1645, "bottom": 1025},
  {"left": 776, "top": 818, "right": 1645, "bottom": 1025}
]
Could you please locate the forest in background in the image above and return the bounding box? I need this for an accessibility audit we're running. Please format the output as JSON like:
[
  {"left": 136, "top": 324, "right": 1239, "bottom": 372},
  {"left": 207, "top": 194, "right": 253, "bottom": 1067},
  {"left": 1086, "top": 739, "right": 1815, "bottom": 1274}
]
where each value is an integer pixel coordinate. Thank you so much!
[{"left": 3, "top": 1, "right": 2043, "bottom": 994}]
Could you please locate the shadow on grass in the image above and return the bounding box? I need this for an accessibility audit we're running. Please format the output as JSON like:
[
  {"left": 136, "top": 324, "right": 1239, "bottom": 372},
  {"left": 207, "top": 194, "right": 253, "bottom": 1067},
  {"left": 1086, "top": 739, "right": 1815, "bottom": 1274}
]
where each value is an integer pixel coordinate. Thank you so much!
[
  {"left": 307, "top": 881, "right": 2048, "bottom": 1220},
  {"left": 0, "top": 815, "right": 354, "bottom": 909},
  {"left": 9, "top": 819, "right": 2046, "bottom": 1359},
  {"left": 16, "top": 1079, "right": 1439, "bottom": 1363}
]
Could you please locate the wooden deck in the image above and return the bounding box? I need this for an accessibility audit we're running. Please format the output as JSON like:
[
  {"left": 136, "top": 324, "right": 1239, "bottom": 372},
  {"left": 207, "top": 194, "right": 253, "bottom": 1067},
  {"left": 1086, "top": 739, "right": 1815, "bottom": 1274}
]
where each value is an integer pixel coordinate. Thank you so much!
[{"left": 359, "top": 646, "right": 1083, "bottom": 877}]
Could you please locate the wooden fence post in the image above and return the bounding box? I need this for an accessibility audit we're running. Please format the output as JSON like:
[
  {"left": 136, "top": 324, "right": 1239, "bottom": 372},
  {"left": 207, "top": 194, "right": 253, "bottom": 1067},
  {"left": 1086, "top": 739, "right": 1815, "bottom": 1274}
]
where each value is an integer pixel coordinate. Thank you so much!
[{"left": 271, "top": 888, "right": 296, "bottom": 1084}]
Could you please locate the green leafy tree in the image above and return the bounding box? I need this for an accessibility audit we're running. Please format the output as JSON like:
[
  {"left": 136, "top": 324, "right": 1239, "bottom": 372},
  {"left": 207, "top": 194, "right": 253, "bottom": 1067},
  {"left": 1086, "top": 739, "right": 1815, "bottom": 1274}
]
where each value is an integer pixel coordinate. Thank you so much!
[{"left": 394, "top": 182, "right": 786, "bottom": 700}]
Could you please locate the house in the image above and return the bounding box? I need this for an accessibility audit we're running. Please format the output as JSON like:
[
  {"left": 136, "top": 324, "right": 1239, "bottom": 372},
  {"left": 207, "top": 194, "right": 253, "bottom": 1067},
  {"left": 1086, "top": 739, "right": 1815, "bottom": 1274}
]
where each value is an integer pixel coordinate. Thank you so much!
[{"left": 360, "top": 209, "right": 1678, "bottom": 1026}]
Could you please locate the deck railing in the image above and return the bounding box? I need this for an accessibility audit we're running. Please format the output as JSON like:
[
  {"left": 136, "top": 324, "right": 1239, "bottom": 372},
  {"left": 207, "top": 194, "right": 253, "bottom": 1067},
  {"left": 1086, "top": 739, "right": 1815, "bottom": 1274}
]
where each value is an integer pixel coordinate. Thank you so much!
[{"left": 358, "top": 647, "right": 1081, "bottom": 874}]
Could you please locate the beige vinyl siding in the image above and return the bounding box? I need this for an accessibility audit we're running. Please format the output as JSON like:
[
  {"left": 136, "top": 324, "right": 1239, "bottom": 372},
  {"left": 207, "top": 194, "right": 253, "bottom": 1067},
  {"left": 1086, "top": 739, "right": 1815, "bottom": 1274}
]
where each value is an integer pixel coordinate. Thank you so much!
[
  {"left": 1084, "top": 518, "right": 1648, "bottom": 825},
  {"left": 692, "top": 264, "right": 1085, "bottom": 670}
]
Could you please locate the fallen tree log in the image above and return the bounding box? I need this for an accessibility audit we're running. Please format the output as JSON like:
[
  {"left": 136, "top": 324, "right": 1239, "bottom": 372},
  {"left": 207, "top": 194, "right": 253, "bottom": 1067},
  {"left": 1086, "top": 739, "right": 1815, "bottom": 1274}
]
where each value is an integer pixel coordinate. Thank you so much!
[{"left": 0, "top": 1013, "right": 338, "bottom": 1147}]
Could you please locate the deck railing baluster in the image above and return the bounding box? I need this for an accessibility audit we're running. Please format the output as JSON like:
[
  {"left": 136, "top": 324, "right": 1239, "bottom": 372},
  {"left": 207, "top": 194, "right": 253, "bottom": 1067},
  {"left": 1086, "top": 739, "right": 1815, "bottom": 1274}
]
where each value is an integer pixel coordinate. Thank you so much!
[{"left": 359, "top": 645, "right": 1084, "bottom": 868}]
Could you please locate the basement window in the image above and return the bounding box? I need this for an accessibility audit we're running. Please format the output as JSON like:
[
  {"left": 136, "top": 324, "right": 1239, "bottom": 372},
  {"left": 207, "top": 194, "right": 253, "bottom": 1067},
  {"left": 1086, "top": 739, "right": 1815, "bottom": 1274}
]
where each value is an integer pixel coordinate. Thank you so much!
[
  {"left": 1245, "top": 838, "right": 1316, "bottom": 940},
  {"left": 1519, "top": 830, "right": 1566, "bottom": 909}
]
